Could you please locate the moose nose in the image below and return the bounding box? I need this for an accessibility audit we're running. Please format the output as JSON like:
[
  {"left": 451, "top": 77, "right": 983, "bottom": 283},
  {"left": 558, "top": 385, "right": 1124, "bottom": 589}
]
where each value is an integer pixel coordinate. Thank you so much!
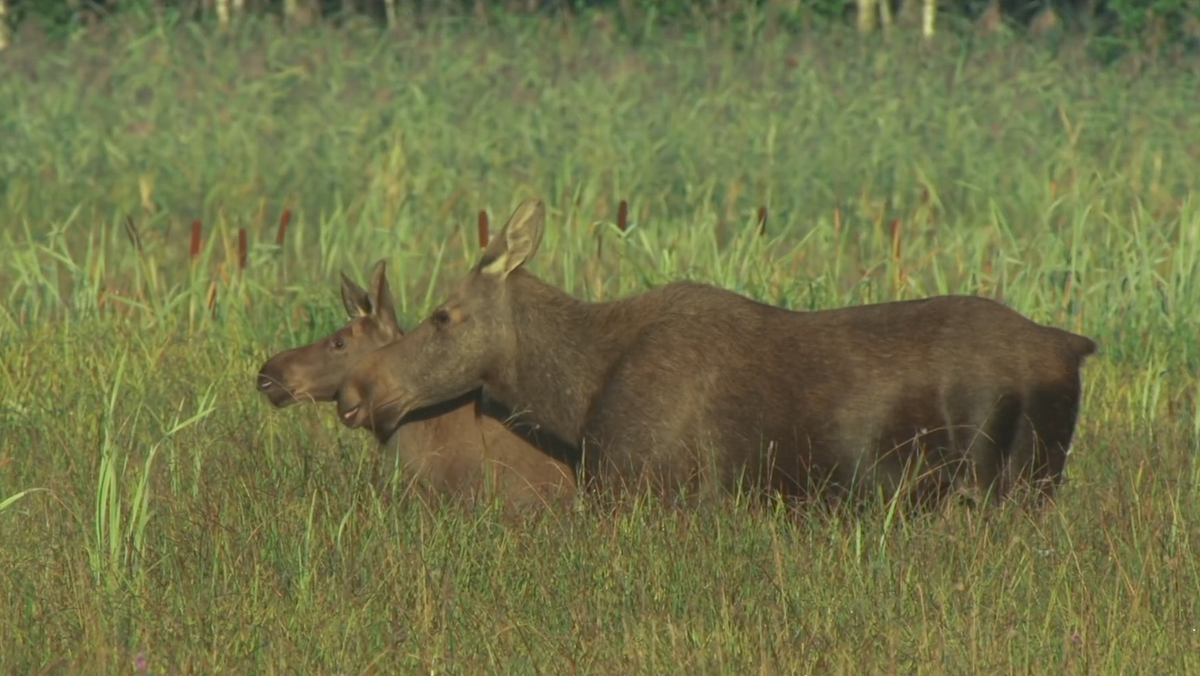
[{"left": 256, "top": 372, "right": 273, "bottom": 391}]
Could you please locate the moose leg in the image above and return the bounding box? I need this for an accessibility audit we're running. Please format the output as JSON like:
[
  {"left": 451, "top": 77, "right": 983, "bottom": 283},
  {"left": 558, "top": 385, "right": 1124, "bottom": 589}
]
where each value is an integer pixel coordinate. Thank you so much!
[
  {"left": 581, "top": 405, "right": 703, "bottom": 503},
  {"left": 959, "top": 392, "right": 1023, "bottom": 508},
  {"left": 1004, "top": 381, "right": 1083, "bottom": 506}
]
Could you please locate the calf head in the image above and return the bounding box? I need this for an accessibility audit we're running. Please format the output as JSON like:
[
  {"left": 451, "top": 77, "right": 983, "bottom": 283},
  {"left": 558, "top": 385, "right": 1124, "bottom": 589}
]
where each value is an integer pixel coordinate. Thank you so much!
[{"left": 256, "top": 260, "right": 399, "bottom": 408}]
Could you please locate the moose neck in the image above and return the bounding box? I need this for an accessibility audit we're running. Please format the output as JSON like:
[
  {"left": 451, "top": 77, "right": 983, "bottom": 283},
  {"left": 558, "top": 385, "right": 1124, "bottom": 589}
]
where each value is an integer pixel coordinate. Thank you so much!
[
  {"left": 373, "top": 390, "right": 482, "bottom": 448},
  {"left": 492, "top": 271, "right": 648, "bottom": 446}
]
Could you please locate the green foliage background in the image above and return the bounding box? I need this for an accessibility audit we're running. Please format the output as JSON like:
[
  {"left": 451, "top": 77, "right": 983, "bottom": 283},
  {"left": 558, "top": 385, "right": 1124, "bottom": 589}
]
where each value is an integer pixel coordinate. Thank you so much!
[{"left": 0, "top": 5, "right": 1199, "bottom": 674}]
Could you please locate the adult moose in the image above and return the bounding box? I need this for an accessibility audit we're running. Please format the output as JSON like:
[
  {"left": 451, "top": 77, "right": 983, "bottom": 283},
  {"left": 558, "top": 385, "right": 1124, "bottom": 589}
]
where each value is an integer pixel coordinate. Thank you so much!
[
  {"left": 256, "top": 260, "right": 576, "bottom": 513},
  {"left": 335, "top": 200, "right": 1097, "bottom": 510}
]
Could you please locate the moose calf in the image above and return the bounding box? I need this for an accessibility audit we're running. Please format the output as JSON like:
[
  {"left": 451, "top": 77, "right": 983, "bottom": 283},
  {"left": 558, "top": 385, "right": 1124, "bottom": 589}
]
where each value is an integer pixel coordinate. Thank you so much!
[{"left": 256, "top": 260, "right": 576, "bottom": 513}]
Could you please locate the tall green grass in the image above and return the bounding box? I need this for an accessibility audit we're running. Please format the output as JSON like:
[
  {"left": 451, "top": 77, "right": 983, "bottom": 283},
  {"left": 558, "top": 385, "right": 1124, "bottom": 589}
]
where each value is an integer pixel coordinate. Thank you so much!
[{"left": 1, "top": 13, "right": 1198, "bottom": 673}]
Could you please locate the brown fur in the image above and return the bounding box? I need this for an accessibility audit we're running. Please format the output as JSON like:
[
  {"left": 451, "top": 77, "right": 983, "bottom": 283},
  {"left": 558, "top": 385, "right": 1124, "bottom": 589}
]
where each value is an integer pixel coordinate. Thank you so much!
[
  {"left": 335, "top": 201, "right": 1098, "bottom": 510},
  {"left": 256, "top": 260, "right": 576, "bottom": 513}
]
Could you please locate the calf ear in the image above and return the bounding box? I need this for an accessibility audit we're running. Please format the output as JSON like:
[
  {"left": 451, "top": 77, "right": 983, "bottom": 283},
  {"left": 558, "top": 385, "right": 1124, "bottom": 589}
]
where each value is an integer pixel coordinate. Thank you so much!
[
  {"left": 367, "top": 260, "right": 398, "bottom": 330},
  {"left": 477, "top": 198, "right": 545, "bottom": 279},
  {"left": 341, "top": 272, "right": 372, "bottom": 318}
]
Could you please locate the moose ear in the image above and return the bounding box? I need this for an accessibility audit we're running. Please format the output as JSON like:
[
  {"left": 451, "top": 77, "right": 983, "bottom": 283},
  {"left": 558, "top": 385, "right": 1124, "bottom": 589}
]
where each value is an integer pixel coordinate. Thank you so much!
[
  {"left": 341, "top": 272, "right": 372, "bottom": 318},
  {"left": 477, "top": 198, "right": 545, "bottom": 279},
  {"left": 366, "top": 259, "right": 397, "bottom": 329}
]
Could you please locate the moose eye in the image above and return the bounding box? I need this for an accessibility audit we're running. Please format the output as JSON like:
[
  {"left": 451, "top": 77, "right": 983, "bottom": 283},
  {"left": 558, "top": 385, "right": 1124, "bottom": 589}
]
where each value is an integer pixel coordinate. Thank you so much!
[
  {"left": 432, "top": 309, "right": 452, "bottom": 328},
  {"left": 333, "top": 338, "right": 345, "bottom": 349}
]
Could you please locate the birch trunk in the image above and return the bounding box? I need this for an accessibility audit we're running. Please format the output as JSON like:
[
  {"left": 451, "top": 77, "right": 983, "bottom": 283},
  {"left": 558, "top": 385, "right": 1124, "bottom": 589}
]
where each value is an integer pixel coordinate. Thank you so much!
[
  {"left": 384, "top": 0, "right": 396, "bottom": 30},
  {"left": 878, "top": 0, "right": 892, "bottom": 34},
  {"left": 857, "top": 0, "right": 876, "bottom": 33},
  {"left": 0, "top": 0, "right": 10, "bottom": 52}
]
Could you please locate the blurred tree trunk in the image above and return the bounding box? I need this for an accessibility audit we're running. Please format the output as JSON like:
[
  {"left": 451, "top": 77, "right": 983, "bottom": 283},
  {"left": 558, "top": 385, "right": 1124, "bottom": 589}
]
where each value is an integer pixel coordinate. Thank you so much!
[
  {"left": 384, "top": 0, "right": 396, "bottom": 30},
  {"left": 900, "top": 0, "right": 936, "bottom": 38},
  {"left": 0, "top": 0, "right": 10, "bottom": 51},
  {"left": 866, "top": 0, "right": 937, "bottom": 39},
  {"left": 857, "top": 0, "right": 876, "bottom": 33},
  {"left": 284, "top": 0, "right": 318, "bottom": 28}
]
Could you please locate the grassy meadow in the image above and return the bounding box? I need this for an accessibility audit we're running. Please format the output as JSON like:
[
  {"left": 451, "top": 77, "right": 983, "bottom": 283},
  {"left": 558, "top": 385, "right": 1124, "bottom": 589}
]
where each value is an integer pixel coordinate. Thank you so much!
[{"left": 1, "top": 12, "right": 1199, "bottom": 673}]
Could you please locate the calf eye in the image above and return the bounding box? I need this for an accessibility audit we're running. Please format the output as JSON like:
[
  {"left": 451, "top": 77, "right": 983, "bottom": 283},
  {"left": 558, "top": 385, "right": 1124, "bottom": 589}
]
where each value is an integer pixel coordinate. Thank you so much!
[
  {"left": 333, "top": 338, "right": 345, "bottom": 349},
  {"left": 432, "top": 309, "right": 451, "bottom": 328}
]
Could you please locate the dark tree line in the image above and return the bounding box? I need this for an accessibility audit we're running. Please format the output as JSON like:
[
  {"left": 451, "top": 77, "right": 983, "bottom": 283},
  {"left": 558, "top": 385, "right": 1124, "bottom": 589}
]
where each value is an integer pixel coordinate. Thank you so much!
[{"left": 0, "top": 0, "right": 1196, "bottom": 53}]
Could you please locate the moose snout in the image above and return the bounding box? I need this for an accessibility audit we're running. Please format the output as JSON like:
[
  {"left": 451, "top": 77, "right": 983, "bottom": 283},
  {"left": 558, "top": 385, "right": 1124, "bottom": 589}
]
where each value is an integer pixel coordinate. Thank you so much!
[
  {"left": 255, "top": 362, "right": 283, "bottom": 394},
  {"left": 255, "top": 362, "right": 299, "bottom": 408},
  {"left": 255, "top": 371, "right": 274, "bottom": 392}
]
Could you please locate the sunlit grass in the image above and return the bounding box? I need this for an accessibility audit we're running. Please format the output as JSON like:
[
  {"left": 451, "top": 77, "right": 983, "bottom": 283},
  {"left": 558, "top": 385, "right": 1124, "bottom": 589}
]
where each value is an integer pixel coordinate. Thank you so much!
[{"left": 0, "top": 12, "right": 1198, "bottom": 674}]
